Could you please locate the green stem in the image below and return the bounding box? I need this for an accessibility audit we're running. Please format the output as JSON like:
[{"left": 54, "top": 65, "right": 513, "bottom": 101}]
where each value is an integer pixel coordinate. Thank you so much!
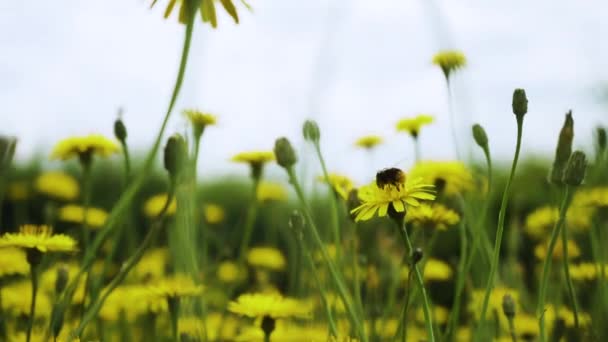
[
  {"left": 560, "top": 212, "right": 579, "bottom": 328},
  {"left": 350, "top": 223, "right": 364, "bottom": 317},
  {"left": 53, "top": 17, "right": 196, "bottom": 331},
  {"left": 26, "top": 266, "right": 39, "bottom": 342},
  {"left": 396, "top": 219, "right": 435, "bottom": 342},
  {"left": 508, "top": 318, "right": 517, "bottom": 342},
  {"left": 475, "top": 116, "right": 524, "bottom": 340},
  {"left": 238, "top": 177, "right": 260, "bottom": 263},
  {"left": 120, "top": 140, "right": 131, "bottom": 180},
  {"left": 168, "top": 298, "right": 180, "bottom": 342},
  {"left": 445, "top": 214, "right": 468, "bottom": 339},
  {"left": 446, "top": 80, "right": 461, "bottom": 160},
  {"left": 287, "top": 168, "right": 367, "bottom": 342},
  {"left": 537, "top": 186, "right": 573, "bottom": 342},
  {"left": 314, "top": 143, "right": 341, "bottom": 259}
]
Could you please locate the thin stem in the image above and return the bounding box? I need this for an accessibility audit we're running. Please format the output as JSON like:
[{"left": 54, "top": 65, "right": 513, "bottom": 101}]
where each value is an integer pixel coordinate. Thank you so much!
[
  {"left": 445, "top": 214, "right": 468, "bottom": 339},
  {"left": 350, "top": 225, "right": 364, "bottom": 317},
  {"left": 446, "top": 80, "right": 461, "bottom": 160},
  {"left": 475, "top": 116, "right": 524, "bottom": 340},
  {"left": 561, "top": 215, "right": 579, "bottom": 328},
  {"left": 537, "top": 186, "right": 573, "bottom": 342},
  {"left": 508, "top": 319, "right": 517, "bottom": 342},
  {"left": 413, "top": 136, "right": 421, "bottom": 163},
  {"left": 287, "top": 168, "right": 367, "bottom": 342},
  {"left": 397, "top": 219, "right": 435, "bottom": 342},
  {"left": 238, "top": 177, "right": 260, "bottom": 263},
  {"left": 314, "top": 143, "right": 341, "bottom": 259},
  {"left": 27, "top": 266, "right": 39, "bottom": 342},
  {"left": 120, "top": 140, "right": 131, "bottom": 180}
]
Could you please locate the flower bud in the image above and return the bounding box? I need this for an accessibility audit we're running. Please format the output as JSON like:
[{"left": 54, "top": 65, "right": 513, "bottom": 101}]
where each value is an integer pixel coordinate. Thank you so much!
[
  {"left": 302, "top": 120, "right": 320, "bottom": 143},
  {"left": 0, "top": 136, "right": 17, "bottom": 172},
  {"left": 597, "top": 127, "right": 607, "bottom": 152},
  {"left": 289, "top": 210, "right": 306, "bottom": 239},
  {"left": 512, "top": 88, "right": 528, "bottom": 118},
  {"left": 412, "top": 247, "right": 423, "bottom": 265},
  {"left": 164, "top": 134, "right": 187, "bottom": 182},
  {"left": 472, "top": 124, "right": 488, "bottom": 150},
  {"left": 274, "top": 137, "right": 297, "bottom": 169},
  {"left": 563, "top": 151, "right": 587, "bottom": 186},
  {"left": 502, "top": 294, "right": 516, "bottom": 320},
  {"left": 114, "top": 118, "right": 127, "bottom": 143},
  {"left": 55, "top": 264, "right": 70, "bottom": 294},
  {"left": 550, "top": 111, "right": 574, "bottom": 185}
]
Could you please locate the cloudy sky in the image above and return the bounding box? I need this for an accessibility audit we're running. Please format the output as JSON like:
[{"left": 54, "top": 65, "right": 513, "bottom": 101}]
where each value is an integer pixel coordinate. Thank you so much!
[{"left": 1, "top": 1, "right": 607, "bottom": 183}]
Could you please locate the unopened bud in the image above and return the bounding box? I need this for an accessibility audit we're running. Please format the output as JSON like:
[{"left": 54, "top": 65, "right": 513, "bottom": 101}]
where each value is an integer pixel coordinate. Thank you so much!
[
  {"left": 274, "top": 137, "right": 297, "bottom": 169},
  {"left": 472, "top": 124, "right": 488, "bottom": 150},
  {"left": 114, "top": 116, "right": 127, "bottom": 143},
  {"left": 302, "top": 120, "right": 320, "bottom": 143},
  {"left": 55, "top": 265, "right": 70, "bottom": 294},
  {"left": 412, "top": 247, "right": 423, "bottom": 265},
  {"left": 502, "top": 294, "right": 516, "bottom": 320},
  {"left": 597, "top": 127, "right": 607, "bottom": 152},
  {"left": 563, "top": 151, "right": 587, "bottom": 186},
  {"left": 512, "top": 88, "right": 528, "bottom": 118},
  {"left": 163, "top": 134, "right": 187, "bottom": 181},
  {"left": 550, "top": 111, "right": 574, "bottom": 184}
]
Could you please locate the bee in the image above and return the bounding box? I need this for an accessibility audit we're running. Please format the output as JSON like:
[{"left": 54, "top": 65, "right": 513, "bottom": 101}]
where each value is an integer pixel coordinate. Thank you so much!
[{"left": 375, "top": 167, "right": 406, "bottom": 189}]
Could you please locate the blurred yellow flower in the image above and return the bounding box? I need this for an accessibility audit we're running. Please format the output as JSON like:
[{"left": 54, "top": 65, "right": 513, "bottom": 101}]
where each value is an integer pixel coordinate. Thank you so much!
[
  {"left": 143, "top": 193, "right": 177, "bottom": 218},
  {"left": 513, "top": 314, "right": 539, "bottom": 339},
  {"left": 534, "top": 239, "right": 581, "bottom": 260},
  {"left": 217, "top": 260, "right": 246, "bottom": 284},
  {"left": 228, "top": 293, "right": 312, "bottom": 319},
  {"left": 396, "top": 114, "right": 434, "bottom": 137},
  {"left": 235, "top": 321, "right": 329, "bottom": 341},
  {"left": 146, "top": 274, "right": 204, "bottom": 299},
  {"left": 572, "top": 186, "right": 608, "bottom": 208},
  {"left": 432, "top": 50, "right": 467, "bottom": 79},
  {"left": 1, "top": 281, "right": 52, "bottom": 317},
  {"left": 569, "top": 262, "right": 608, "bottom": 281},
  {"left": 256, "top": 181, "right": 288, "bottom": 202},
  {"left": 0, "top": 247, "right": 30, "bottom": 277},
  {"left": 354, "top": 135, "right": 384, "bottom": 149},
  {"left": 318, "top": 173, "right": 354, "bottom": 200},
  {"left": 247, "top": 247, "right": 286, "bottom": 271},
  {"left": 51, "top": 134, "right": 120, "bottom": 161},
  {"left": 406, "top": 203, "right": 460, "bottom": 230},
  {"left": 351, "top": 176, "right": 435, "bottom": 222},
  {"left": 180, "top": 314, "right": 239, "bottom": 341},
  {"left": 557, "top": 307, "right": 591, "bottom": 328},
  {"left": 409, "top": 161, "right": 474, "bottom": 195},
  {"left": 203, "top": 203, "right": 225, "bottom": 224},
  {"left": 422, "top": 258, "right": 453, "bottom": 281},
  {"left": 35, "top": 171, "right": 80, "bottom": 201},
  {"left": 524, "top": 205, "right": 593, "bottom": 239},
  {"left": 0, "top": 225, "right": 77, "bottom": 253},
  {"left": 100, "top": 285, "right": 166, "bottom": 321},
  {"left": 133, "top": 248, "right": 169, "bottom": 280},
  {"left": 6, "top": 181, "right": 29, "bottom": 200},
  {"left": 183, "top": 109, "right": 217, "bottom": 127},
  {"left": 58, "top": 204, "right": 108, "bottom": 228},
  {"left": 469, "top": 287, "right": 519, "bottom": 322},
  {"left": 416, "top": 306, "right": 449, "bottom": 325},
  {"left": 232, "top": 151, "right": 275, "bottom": 166}
]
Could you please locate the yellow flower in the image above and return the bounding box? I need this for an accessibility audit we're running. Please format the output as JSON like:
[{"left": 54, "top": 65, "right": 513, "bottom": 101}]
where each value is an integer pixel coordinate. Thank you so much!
[
  {"left": 354, "top": 135, "right": 383, "bottom": 149},
  {"left": 1, "top": 281, "right": 52, "bottom": 317},
  {"left": 396, "top": 114, "right": 434, "bottom": 137},
  {"left": 133, "top": 248, "right": 169, "bottom": 280},
  {"left": 6, "top": 181, "right": 29, "bottom": 200},
  {"left": 469, "top": 287, "right": 519, "bottom": 322},
  {"left": 0, "top": 225, "right": 77, "bottom": 253},
  {"left": 183, "top": 109, "right": 217, "bottom": 127},
  {"left": 572, "top": 186, "right": 608, "bottom": 208},
  {"left": 432, "top": 50, "right": 467, "bottom": 79},
  {"left": 350, "top": 176, "right": 436, "bottom": 222},
  {"left": 0, "top": 247, "right": 30, "bottom": 277},
  {"left": 151, "top": 0, "right": 241, "bottom": 27},
  {"left": 406, "top": 203, "right": 460, "bottom": 230},
  {"left": 416, "top": 306, "right": 449, "bottom": 325},
  {"left": 318, "top": 173, "right": 354, "bottom": 200},
  {"left": 422, "top": 258, "right": 453, "bottom": 281},
  {"left": 235, "top": 321, "right": 329, "bottom": 341},
  {"left": 524, "top": 205, "right": 593, "bottom": 239},
  {"left": 557, "top": 307, "right": 591, "bottom": 328},
  {"left": 58, "top": 204, "right": 108, "bottom": 228},
  {"left": 513, "top": 314, "right": 539, "bottom": 339},
  {"left": 534, "top": 239, "right": 581, "bottom": 260},
  {"left": 204, "top": 203, "right": 225, "bottom": 224},
  {"left": 217, "top": 261, "right": 245, "bottom": 283},
  {"left": 143, "top": 193, "right": 177, "bottom": 218},
  {"left": 231, "top": 151, "right": 275, "bottom": 166},
  {"left": 179, "top": 314, "right": 239, "bottom": 341},
  {"left": 257, "top": 181, "right": 288, "bottom": 202},
  {"left": 51, "top": 134, "right": 120, "bottom": 161},
  {"left": 35, "top": 171, "right": 80, "bottom": 200},
  {"left": 569, "top": 263, "right": 608, "bottom": 281},
  {"left": 409, "top": 161, "right": 474, "bottom": 195},
  {"left": 247, "top": 247, "right": 286, "bottom": 271},
  {"left": 100, "top": 285, "right": 166, "bottom": 321},
  {"left": 228, "top": 293, "right": 312, "bottom": 319},
  {"left": 146, "top": 274, "right": 204, "bottom": 299}
]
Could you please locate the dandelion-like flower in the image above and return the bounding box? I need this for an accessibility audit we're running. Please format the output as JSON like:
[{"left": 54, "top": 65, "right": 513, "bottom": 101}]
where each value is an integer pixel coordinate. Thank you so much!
[
  {"left": 0, "top": 225, "right": 77, "bottom": 254},
  {"left": 406, "top": 203, "right": 460, "bottom": 230},
  {"left": 232, "top": 151, "right": 275, "bottom": 166},
  {"left": 146, "top": 274, "right": 204, "bottom": 299},
  {"left": 534, "top": 239, "right": 581, "bottom": 260},
  {"left": 51, "top": 134, "right": 120, "bottom": 162},
  {"left": 133, "top": 248, "right": 170, "bottom": 280},
  {"left": 35, "top": 171, "right": 80, "bottom": 201},
  {"left": 318, "top": 173, "right": 354, "bottom": 200},
  {"left": 228, "top": 293, "right": 311, "bottom": 319},
  {"left": 524, "top": 205, "right": 592, "bottom": 239},
  {"left": 396, "top": 115, "right": 435, "bottom": 138},
  {"left": 256, "top": 182, "right": 288, "bottom": 202},
  {"left": 203, "top": 203, "right": 225, "bottom": 224},
  {"left": 143, "top": 193, "right": 177, "bottom": 218},
  {"left": 350, "top": 174, "right": 435, "bottom": 222},
  {"left": 183, "top": 109, "right": 216, "bottom": 127},
  {"left": 247, "top": 247, "right": 286, "bottom": 271},
  {"left": 217, "top": 261, "right": 245, "bottom": 284},
  {"left": 0, "top": 247, "right": 30, "bottom": 277},
  {"left": 58, "top": 204, "right": 108, "bottom": 228},
  {"left": 354, "top": 135, "right": 384, "bottom": 149},
  {"left": 432, "top": 50, "right": 467, "bottom": 80},
  {"left": 409, "top": 161, "right": 474, "bottom": 195}
]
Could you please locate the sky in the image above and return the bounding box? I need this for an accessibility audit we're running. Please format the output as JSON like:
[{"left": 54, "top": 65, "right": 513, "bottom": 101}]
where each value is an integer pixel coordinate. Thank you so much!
[{"left": 1, "top": 1, "right": 607, "bottom": 184}]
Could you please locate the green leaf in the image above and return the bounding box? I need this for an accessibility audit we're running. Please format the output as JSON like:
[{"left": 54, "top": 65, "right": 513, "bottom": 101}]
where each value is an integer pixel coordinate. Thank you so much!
[
  {"left": 200, "top": 0, "right": 218, "bottom": 28},
  {"left": 164, "top": 0, "right": 177, "bottom": 18},
  {"left": 220, "top": 0, "right": 240, "bottom": 24}
]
